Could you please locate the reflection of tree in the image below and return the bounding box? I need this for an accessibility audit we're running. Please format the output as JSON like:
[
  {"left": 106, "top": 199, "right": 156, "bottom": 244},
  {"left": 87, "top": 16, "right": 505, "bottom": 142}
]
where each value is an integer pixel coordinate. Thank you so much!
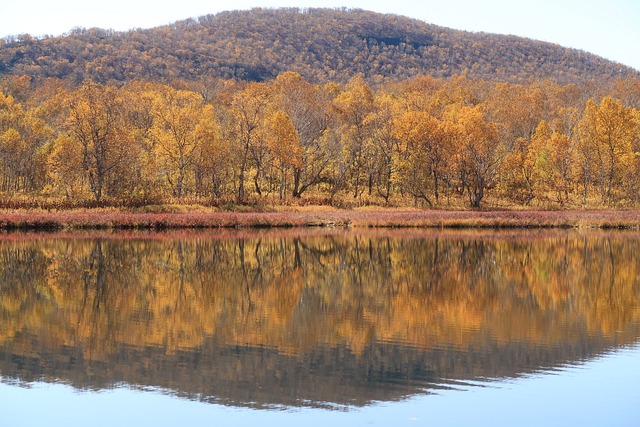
[
  {"left": 0, "top": 231, "right": 639, "bottom": 407},
  {"left": 83, "top": 241, "right": 105, "bottom": 355}
]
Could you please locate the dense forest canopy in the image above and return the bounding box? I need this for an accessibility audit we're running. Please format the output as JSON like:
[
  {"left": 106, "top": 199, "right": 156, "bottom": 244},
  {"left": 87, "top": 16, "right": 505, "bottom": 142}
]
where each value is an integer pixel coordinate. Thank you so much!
[
  {"left": 1, "top": 72, "right": 640, "bottom": 209},
  {"left": 0, "top": 8, "right": 639, "bottom": 209},
  {"left": 1, "top": 8, "right": 638, "bottom": 85}
]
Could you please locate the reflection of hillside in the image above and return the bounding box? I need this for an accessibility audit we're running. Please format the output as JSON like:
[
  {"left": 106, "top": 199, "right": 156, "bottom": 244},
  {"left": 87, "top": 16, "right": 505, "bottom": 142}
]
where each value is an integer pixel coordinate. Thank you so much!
[{"left": 0, "top": 230, "right": 639, "bottom": 408}]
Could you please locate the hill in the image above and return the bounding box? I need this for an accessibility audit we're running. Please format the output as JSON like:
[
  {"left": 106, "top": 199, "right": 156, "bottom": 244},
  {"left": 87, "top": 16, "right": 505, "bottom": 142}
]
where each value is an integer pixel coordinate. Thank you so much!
[{"left": 0, "top": 7, "right": 637, "bottom": 84}]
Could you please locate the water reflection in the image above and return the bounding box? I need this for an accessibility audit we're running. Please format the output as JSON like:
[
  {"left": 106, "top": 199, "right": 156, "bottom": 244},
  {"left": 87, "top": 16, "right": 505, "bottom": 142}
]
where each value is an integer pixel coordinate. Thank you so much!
[{"left": 0, "top": 229, "right": 639, "bottom": 408}]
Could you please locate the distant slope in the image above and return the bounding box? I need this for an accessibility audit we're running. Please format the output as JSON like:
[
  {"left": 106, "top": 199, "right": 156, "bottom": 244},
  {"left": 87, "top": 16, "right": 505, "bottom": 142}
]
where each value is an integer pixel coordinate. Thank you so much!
[{"left": 0, "top": 7, "right": 637, "bottom": 84}]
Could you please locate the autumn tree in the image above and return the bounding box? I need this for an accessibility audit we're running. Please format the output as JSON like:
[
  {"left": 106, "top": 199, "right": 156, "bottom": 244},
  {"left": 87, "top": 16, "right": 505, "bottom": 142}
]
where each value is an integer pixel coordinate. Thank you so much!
[
  {"left": 500, "top": 121, "right": 557, "bottom": 206},
  {"left": 499, "top": 136, "right": 535, "bottom": 205},
  {"left": 229, "top": 82, "right": 271, "bottom": 202},
  {"left": 63, "top": 82, "right": 133, "bottom": 203},
  {"left": 333, "top": 75, "right": 376, "bottom": 199},
  {"left": 264, "top": 110, "right": 302, "bottom": 199},
  {"left": 0, "top": 93, "right": 53, "bottom": 193},
  {"left": 149, "top": 85, "right": 217, "bottom": 198},
  {"left": 489, "top": 82, "right": 547, "bottom": 143},
  {"left": 612, "top": 77, "right": 640, "bottom": 109},
  {"left": 365, "top": 93, "right": 399, "bottom": 204},
  {"left": 546, "top": 130, "right": 575, "bottom": 204},
  {"left": 577, "top": 97, "right": 638, "bottom": 204},
  {"left": 113, "top": 81, "right": 166, "bottom": 203},
  {"left": 47, "top": 133, "right": 86, "bottom": 200},
  {"left": 272, "top": 72, "right": 332, "bottom": 199},
  {"left": 447, "top": 105, "right": 502, "bottom": 208},
  {"left": 393, "top": 111, "right": 451, "bottom": 206},
  {"left": 194, "top": 116, "right": 228, "bottom": 203}
]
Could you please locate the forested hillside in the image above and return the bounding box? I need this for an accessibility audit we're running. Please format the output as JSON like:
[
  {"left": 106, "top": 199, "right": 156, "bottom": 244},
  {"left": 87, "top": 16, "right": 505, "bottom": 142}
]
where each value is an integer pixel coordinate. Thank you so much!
[
  {"left": 1, "top": 8, "right": 639, "bottom": 210},
  {"left": 1, "top": 8, "right": 637, "bottom": 85}
]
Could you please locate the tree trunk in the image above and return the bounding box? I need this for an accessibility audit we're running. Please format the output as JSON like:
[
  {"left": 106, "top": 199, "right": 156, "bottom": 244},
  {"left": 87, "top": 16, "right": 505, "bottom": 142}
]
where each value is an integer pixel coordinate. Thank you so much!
[
  {"left": 253, "top": 169, "right": 262, "bottom": 196},
  {"left": 279, "top": 171, "right": 286, "bottom": 200},
  {"left": 237, "top": 168, "right": 245, "bottom": 203},
  {"left": 433, "top": 169, "right": 439, "bottom": 204},
  {"left": 292, "top": 169, "right": 302, "bottom": 198}
]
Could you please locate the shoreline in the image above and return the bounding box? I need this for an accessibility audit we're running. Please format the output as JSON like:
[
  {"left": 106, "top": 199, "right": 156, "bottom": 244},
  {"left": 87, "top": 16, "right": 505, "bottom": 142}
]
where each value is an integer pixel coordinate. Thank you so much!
[{"left": 1, "top": 208, "right": 640, "bottom": 230}]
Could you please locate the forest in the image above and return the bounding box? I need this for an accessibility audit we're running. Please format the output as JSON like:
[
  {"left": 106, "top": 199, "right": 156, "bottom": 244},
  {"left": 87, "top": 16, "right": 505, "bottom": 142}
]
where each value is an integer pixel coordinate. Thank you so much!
[
  {"left": 1, "top": 8, "right": 640, "bottom": 210},
  {"left": 1, "top": 8, "right": 637, "bottom": 85},
  {"left": 0, "top": 71, "right": 639, "bottom": 209}
]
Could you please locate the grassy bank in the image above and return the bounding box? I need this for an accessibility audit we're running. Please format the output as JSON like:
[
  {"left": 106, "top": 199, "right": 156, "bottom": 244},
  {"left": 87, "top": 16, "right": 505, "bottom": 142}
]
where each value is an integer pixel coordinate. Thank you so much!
[{"left": 1, "top": 208, "right": 640, "bottom": 230}]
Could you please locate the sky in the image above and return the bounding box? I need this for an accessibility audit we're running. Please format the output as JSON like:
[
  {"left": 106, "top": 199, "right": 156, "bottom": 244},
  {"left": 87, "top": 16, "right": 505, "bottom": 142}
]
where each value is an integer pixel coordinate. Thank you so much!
[{"left": 0, "top": 0, "right": 638, "bottom": 71}]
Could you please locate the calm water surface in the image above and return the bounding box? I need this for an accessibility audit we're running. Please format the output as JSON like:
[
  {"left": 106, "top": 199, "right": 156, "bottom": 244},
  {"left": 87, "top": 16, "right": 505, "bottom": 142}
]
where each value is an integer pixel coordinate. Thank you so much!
[{"left": 0, "top": 229, "right": 639, "bottom": 426}]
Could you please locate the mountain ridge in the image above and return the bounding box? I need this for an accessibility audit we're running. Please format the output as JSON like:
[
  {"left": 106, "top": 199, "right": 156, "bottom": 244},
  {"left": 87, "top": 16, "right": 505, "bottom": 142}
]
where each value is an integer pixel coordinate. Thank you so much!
[{"left": 0, "top": 7, "right": 637, "bottom": 85}]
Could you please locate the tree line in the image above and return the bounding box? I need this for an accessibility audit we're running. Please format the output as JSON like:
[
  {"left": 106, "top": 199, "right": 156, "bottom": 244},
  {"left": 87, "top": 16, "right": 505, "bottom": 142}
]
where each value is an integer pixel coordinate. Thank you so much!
[{"left": 1, "top": 72, "right": 639, "bottom": 208}]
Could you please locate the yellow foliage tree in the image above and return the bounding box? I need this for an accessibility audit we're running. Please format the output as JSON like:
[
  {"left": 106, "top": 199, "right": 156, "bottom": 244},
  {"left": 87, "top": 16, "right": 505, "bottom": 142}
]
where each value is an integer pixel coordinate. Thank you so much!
[
  {"left": 273, "top": 72, "right": 333, "bottom": 199},
  {"left": 65, "top": 82, "right": 133, "bottom": 203},
  {"left": 577, "top": 97, "right": 637, "bottom": 204},
  {"left": 333, "top": 75, "right": 376, "bottom": 199},
  {"left": 265, "top": 110, "right": 302, "bottom": 199},
  {"left": 447, "top": 105, "right": 502, "bottom": 208},
  {"left": 47, "top": 134, "right": 86, "bottom": 200},
  {"left": 393, "top": 111, "right": 449, "bottom": 206},
  {"left": 0, "top": 93, "right": 53, "bottom": 193},
  {"left": 149, "top": 86, "right": 216, "bottom": 198},
  {"left": 230, "top": 82, "right": 272, "bottom": 202}
]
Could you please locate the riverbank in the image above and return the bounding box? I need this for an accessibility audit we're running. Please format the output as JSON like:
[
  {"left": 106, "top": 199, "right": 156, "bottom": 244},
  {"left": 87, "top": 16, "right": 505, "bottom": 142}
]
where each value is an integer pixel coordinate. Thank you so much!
[{"left": 1, "top": 208, "right": 639, "bottom": 230}]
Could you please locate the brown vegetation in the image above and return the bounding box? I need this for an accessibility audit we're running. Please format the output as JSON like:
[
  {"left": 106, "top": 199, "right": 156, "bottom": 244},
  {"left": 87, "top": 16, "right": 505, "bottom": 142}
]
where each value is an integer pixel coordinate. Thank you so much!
[
  {"left": 0, "top": 208, "right": 639, "bottom": 230},
  {"left": 1, "top": 9, "right": 640, "bottom": 213},
  {"left": 1, "top": 8, "right": 636, "bottom": 85},
  {"left": 0, "top": 73, "right": 639, "bottom": 210}
]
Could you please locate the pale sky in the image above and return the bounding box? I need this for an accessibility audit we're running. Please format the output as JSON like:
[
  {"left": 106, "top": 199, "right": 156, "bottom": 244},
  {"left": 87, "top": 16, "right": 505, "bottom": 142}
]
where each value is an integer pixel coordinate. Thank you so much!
[{"left": 1, "top": 0, "right": 638, "bottom": 71}]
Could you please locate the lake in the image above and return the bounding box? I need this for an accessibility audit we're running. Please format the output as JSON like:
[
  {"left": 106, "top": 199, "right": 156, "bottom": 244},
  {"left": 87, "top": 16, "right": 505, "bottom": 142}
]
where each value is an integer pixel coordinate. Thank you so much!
[{"left": 1, "top": 229, "right": 639, "bottom": 426}]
